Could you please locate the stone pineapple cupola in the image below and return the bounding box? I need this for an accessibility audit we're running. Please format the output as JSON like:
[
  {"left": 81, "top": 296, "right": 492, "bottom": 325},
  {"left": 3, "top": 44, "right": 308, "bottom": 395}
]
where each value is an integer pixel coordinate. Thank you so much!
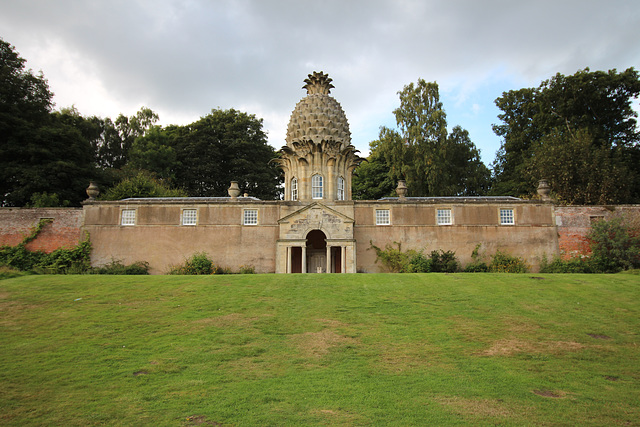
[{"left": 276, "top": 72, "right": 363, "bottom": 201}]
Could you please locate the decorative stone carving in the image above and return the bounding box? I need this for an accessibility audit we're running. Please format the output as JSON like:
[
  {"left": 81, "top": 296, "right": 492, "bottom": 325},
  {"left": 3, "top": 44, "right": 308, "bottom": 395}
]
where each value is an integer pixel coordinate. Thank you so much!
[
  {"left": 228, "top": 181, "right": 241, "bottom": 198},
  {"left": 86, "top": 181, "right": 100, "bottom": 200},
  {"left": 276, "top": 72, "right": 363, "bottom": 201},
  {"left": 537, "top": 179, "right": 551, "bottom": 201},
  {"left": 396, "top": 180, "right": 407, "bottom": 199}
]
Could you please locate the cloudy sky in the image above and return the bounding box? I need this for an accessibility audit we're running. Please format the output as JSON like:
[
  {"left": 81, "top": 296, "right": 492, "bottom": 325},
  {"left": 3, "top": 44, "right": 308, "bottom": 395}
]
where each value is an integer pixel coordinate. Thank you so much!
[{"left": 2, "top": 0, "right": 638, "bottom": 162}]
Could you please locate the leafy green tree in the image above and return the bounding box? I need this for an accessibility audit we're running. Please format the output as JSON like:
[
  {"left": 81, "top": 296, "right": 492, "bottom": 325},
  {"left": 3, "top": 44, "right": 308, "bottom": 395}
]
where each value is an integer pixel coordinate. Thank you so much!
[
  {"left": 0, "top": 39, "right": 97, "bottom": 206},
  {"left": 95, "top": 107, "right": 159, "bottom": 169},
  {"left": 352, "top": 147, "right": 396, "bottom": 200},
  {"left": 101, "top": 170, "right": 187, "bottom": 200},
  {"left": 170, "top": 109, "right": 282, "bottom": 199},
  {"left": 492, "top": 68, "right": 640, "bottom": 202},
  {"left": 129, "top": 126, "right": 178, "bottom": 182},
  {"left": 368, "top": 79, "right": 490, "bottom": 196}
]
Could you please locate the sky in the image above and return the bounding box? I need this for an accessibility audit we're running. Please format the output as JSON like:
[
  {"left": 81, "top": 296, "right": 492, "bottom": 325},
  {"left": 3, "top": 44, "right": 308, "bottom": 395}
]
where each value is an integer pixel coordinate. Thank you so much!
[{"left": 1, "top": 0, "right": 639, "bottom": 163}]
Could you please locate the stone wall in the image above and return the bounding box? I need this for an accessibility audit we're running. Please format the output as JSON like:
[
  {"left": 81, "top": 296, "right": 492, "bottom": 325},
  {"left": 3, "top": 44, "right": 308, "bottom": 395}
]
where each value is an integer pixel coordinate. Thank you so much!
[
  {"left": 354, "top": 201, "right": 558, "bottom": 272},
  {"left": 0, "top": 208, "right": 84, "bottom": 252},
  {"left": 553, "top": 205, "right": 640, "bottom": 258}
]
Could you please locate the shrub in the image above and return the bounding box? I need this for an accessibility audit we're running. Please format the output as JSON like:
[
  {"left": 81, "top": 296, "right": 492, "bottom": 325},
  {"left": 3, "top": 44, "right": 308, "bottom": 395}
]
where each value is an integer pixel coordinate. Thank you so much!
[
  {"left": 168, "top": 252, "right": 214, "bottom": 275},
  {"left": 539, "top": 254, "right": 596, "bottom": 273},
  {"left": 587, "top": 216, "right": 640, "bottom": 272},
  {"left": 369, "top": 241, "right": 412, "bottom": 273},
  {"left": 407, "top": 252, "right": 432, "bottom": 273},
  {"left": 429, "top": 250, "right": 460, "bottom": 273},
  {"left": 237, "top": 265, "right": 256, "bottom": 274},
  {"left": 488, "top": 250, "right": 529, "bottom": 273},
  {"left": 92, "top": 259, "right": 150, "bottom": 275}
]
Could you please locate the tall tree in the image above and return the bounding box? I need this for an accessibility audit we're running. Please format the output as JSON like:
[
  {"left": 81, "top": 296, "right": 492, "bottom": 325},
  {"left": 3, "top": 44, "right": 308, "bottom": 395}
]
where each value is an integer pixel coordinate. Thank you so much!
[
  {"left": 0, "top": 39, "right": 94, "bottom": 206},
  {"left": 492, "top": 68, "right": 640, "bottom": 203},
  {"left": 94, "top": 107, "right": 159, "bottom": 169},
  {"left": 168, "top": 109, "right": 281, "bottom": 200},
  {"left": 364, "top": 79, "right": 490, "bottom": 197}
]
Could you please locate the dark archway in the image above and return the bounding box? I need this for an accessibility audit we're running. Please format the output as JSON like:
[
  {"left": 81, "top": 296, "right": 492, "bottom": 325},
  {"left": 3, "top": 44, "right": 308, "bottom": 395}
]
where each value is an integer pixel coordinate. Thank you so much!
[
  {"left": 306, "top": 229, "right": 327, "bottom": 273},
  {"left": 306, "top": 229, "right": 327, "bottom": 250}
]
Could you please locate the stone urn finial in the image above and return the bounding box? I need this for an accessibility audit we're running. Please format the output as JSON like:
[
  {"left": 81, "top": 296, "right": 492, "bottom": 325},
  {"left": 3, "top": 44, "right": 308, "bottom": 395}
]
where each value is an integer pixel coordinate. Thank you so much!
[
  {"left": 86, "top": 181, "right": 100, "bottom": 200},
  {"left": 537, "top": 179, "right": 551, "bottom": 201},
  {"left": 228, "top": 181, "right": 241, "bottom": 199},
  {"left": 396, "top": 180, "right": 407, "bottom": 200}
]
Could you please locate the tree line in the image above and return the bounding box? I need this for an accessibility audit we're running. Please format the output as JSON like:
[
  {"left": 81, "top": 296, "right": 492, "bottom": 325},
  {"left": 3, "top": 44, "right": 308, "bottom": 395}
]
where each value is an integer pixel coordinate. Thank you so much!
[
  {"left": 2, "top": 36, "right": 640, "bottom": 206},
  {"left": 0, "top": 38, "right": 281, "bottom": 207}
]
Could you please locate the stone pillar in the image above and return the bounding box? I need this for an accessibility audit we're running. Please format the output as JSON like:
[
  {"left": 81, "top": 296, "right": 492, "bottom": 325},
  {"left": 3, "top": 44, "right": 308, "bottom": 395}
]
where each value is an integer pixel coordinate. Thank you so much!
[
  {"left": 302, "top": 246, "right": 307, "bottom": 274},
  {"left": 286, "top": 246, "right": 292, "bottom": 274},
  {"left": 326, "top": 245, "right": 332, "bottom": 273},
  {"left": 341, "top": 246, "right": 346, "bottom": 273}
]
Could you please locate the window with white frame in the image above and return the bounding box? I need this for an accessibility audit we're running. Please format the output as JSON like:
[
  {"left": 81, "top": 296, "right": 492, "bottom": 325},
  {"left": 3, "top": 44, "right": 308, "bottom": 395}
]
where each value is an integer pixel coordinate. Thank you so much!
[
  {"left": 182, "top": 209, "right": 197, "bottom": 226},
  {"left": 376, "top": 209, "right": 390, "bottom": 225},
  {"left": 312, "top": 174, "right": 323, "bottom": 199},
  {"left": 291, "top": 177, "right": 298, "bottom": 200},
  {"left": 500, "top": 208, "right": 515, "bottom": 225},
  {"left": 121, "top": 209, "right": 136, "bottom": 226},
  {"left": 243, "top": 209, "right": 258, "bottom": 225},
  {"left": 337, "top": 176, "right": 345, "bottom": 200},
  {"left": 437, "top": 208, "right": 452, "bottom": 225}
]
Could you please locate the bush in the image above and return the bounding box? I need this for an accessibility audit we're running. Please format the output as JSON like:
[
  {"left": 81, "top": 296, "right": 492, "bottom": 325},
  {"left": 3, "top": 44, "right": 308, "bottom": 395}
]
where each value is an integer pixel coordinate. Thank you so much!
[
  {"left": 587, "top": 216, "right": 640, "bottom": 272},
  {"left": 92, "top": 259, "right": 150, "bottom": 275},
  {"left": 168, "top": 252, "right": 214, "bottom": 275},
  {"left": 488, "top": 251, "right": 529, "bottom": 273},
  {"left": 370, "top": 242, "right": 459, "bottom": 273},
  {"left": 237, "top": 265, "right": 256, "bottom": 274},
  {"left": 429, "top": 250, "right": 460, "bottom": 273},
  {"left": 407, "top": 252, "right": 432, "bottom": 273},
  {"left": 539, "top": 255, "right": 596, "bottom": 273},
  {"left": 369, "top": 242, "right": 412, "bottom": 273}
]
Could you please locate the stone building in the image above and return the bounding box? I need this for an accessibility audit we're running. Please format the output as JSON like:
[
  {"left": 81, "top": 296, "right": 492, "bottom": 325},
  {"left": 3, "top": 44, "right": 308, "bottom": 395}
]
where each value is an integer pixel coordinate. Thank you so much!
[{"left": 77, "top": 72, "right": 561, "bottom": 273}]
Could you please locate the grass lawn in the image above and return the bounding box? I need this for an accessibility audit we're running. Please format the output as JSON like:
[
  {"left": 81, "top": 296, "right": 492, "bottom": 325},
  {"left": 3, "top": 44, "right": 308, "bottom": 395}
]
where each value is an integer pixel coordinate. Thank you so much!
[{"left": 0, "top": 273, "right": 639, "bottom": 426}]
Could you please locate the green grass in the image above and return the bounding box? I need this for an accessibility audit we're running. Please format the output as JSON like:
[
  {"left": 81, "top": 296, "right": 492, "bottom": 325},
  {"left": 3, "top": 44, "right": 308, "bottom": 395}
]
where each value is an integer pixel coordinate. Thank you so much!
[{"left": 1, "top": 273, "right": 638, "bottom": 426}]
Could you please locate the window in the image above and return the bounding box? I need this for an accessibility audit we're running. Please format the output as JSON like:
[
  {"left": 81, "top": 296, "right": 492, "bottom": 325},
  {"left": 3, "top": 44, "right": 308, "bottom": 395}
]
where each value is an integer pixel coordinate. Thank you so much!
[
  {"left": 121, "top": 209, "right": 136, "bottom": 226},
  {"left": 243, "top": 209, "right": 258, "bottom": 225},
  {"left": 437, "top": 208, "right": 452, "bottom": 225},
  {"left": 182, "top": 209, "right": 197, "bottom": 226},
  {"left": 376, "top": 209, "right": 390, "bottom": 225},
  {"left": 291, "top": 178, "right": 298, "bottom": 200},
  {"left": 337, "top": 177, "right": 345, "bottom": 200},
  {"left": 312, "top": 174, "right": 323, "bottom": 199},
  {"left": 500, "top": 208, "right": 515, "bottom": 225}
]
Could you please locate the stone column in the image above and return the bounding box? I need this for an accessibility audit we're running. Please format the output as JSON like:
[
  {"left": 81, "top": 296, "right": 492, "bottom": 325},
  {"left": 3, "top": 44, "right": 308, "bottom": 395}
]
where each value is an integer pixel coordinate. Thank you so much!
[
  {"left": 326, "top": 245, "right": 332, "bottom": 273},
  {"left": 302, "top": 246, "right": 307, "bottom": 274},
  {"left": 286, "top": 246, "right": 292, "bottom": 274},
  {"left": 341, "top": 246, "right": 346, "bottom": 273}
]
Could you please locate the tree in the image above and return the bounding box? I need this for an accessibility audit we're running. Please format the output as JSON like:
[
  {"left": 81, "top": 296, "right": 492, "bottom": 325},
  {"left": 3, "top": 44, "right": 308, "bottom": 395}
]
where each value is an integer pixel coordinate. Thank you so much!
[
  {"left": 365, "top": 79, "right": 490, "bottom": 197},
  {"left": 170, "top": 109, "right": 282, "bottom": 199},
  {"left": 94, "top": 107, "right": 159, "bottom": 169},
  {"left": 129, "top": 126, "right": 178, "bottom": 182},
  {"left": 101, "top": 170, "right": 187, "bottom": 200},
  {"left": 351, "top": 147, "right": 396, "bottom": 200},
  {"left": 492, "top": 68, "right": 640, "bottom": 202},
  {"left": 0, "top": 39, "right": 95, "bottom": 206}
]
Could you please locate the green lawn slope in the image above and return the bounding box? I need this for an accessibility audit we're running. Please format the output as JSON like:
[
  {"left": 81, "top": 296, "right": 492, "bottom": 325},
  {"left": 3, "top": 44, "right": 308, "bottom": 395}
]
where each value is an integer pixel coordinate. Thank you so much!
[{"left": 1, "top": 273, "right": 638, "bottom": 426}]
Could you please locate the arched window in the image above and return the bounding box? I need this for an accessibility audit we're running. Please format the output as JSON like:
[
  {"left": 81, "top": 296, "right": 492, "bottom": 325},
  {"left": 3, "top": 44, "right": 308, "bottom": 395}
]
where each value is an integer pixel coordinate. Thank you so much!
[
  {"left": 291, "top": 177, "right": 298, "bottom": 200},
  {"left": 311, "top": 174, "right": 323, "bottom": 199},
  {"left": 337, "top": 177, "right": 345, "bottom": 200}
]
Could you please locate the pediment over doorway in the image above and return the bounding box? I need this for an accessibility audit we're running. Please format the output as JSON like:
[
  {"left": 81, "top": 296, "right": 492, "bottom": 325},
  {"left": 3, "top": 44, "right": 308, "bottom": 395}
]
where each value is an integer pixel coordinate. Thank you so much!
[{"left": 278, "top": 202, "right": 354, "bottom": 240}]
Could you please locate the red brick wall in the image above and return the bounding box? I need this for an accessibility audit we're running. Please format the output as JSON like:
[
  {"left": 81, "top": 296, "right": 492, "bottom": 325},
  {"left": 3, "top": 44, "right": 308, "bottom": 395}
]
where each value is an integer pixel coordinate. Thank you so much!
[
  {"left": 0, "top": 208, "right": 84, "bottom": 253},
  {"left": 554, "top": 206, "right": 640, "bottom": 258}
]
